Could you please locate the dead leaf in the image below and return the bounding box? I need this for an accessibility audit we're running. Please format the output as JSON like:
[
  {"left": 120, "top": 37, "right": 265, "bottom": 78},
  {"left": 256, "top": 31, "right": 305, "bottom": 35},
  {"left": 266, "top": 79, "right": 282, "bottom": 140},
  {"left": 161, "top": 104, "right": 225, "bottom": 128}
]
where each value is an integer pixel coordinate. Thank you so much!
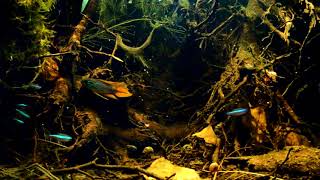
[
  {"left": 145, "top": 157, "right": 203, "bottom": 180},
  {"left": 285, "top": 132, "right": 310, "bottom": 146},
  {"left": 41, "top": 57, "right": 60, "bottom": 81},
  {"left": 192, "top": 125, "right": 218, "bottom": 145},
  {"left": 250, "top": 106, "right": 267, "bottom": 143},
  {"left": 49, "top": 77, "right": 70, "bottom": 106}
]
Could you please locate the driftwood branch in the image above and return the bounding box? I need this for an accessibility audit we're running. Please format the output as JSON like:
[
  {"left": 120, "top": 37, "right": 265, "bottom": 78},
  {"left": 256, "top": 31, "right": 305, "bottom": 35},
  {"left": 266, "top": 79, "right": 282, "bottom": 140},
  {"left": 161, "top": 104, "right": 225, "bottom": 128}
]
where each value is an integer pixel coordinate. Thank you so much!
[
  {"left": 275, "top": 91, "right": 301, "bottom": 124},
  {"left": 225, "top": 146, "right": 320, "bottom": 175},
  {"left": 51, "top": 158, "right": 165, "bottom": 180}
]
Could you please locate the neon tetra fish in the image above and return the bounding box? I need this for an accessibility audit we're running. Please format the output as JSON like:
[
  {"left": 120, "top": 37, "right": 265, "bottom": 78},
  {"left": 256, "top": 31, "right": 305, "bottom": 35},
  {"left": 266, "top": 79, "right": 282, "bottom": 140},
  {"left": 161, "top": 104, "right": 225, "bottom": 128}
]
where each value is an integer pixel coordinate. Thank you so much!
[
  {"left": 225, "top": 108, "right": 248, "bottom": 116},
  {"left": 81, "top": 78, "right": 133, "bottom": 100},
  {"left": 49, "top": 133, "right": 72, "bottom": 142}
]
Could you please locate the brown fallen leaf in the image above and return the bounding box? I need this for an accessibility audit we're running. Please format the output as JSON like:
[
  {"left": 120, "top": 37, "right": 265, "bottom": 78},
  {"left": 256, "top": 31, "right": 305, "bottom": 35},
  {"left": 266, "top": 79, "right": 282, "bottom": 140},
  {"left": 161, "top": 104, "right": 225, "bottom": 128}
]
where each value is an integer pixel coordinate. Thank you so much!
[
  {"left": 145, "top": 157, "right": 206, "bottom": 180},
  {"left": 192, "top": 125, "right": 218, "bottom": 145}
]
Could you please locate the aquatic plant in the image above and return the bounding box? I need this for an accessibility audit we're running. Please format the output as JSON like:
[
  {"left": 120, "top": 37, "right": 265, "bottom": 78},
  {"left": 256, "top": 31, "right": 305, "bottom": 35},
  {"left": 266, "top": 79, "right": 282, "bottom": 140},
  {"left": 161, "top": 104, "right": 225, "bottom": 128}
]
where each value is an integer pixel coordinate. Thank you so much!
[
  {"left": 81, "top": 0, "right": 187, "bottom": 70},
  {"left": 178, "top": 0, "right": 190, "bottom": 10},
  {"left": 135, "top": 0, "right": 175, "bottom": 19},
  {"left": 98, "top": 0, "right": 128, "bottom": 24},
  {"left": 1, "top": 1, "right": 320, "bottom": 179},
  {"left": 3, "top": 0, "right": 56, "bottom": 69}
]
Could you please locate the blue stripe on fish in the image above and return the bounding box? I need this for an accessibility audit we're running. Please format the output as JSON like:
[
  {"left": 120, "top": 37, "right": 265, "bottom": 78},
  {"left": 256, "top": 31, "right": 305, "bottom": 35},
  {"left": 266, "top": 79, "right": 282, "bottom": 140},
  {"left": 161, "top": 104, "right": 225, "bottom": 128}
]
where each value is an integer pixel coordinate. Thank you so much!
[
  {"left": 14, "top": 118, "right": 25, "bottom": 124},
  {"left": 28, "top": 84, "right": 42, "bottom": 90},
  {"left": 49, "top": 133, "right": 72, "bottom": 141},
  {"left": 16, "top": 103, "right": 28, "bottom": 107},
  {"left": 81, "top": 79, "right": 115, "bottom": 94},
  {"left": 15, "top": 109, "right": 31, "bottom": 119},
  {"left": 226, "top": 108, "right": 248, "bottom": 116},
  {"left": 81, "top": 0, "right": 90, "bottom": 13}
]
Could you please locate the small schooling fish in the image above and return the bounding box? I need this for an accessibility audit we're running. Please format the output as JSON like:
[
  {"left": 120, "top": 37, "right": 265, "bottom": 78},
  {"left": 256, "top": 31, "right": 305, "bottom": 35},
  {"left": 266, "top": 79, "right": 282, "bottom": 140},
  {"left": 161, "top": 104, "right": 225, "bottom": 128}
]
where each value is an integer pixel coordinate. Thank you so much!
[
  {"left": 15, "top": 109, "right": 31, "bottom": 119},
  {"left": 13, "top": 83, "right": 42, "bottom": 90},
  {"left": 26, "top": 84, "right": 42, "bottom": 90},
  {"left": 49, "top": 133, "right": 72, "bottom": 142},
  {"left": 81, "top": 0, "right": 90, "bottom": 13},
  {"left": 81, "top": 78, "right": 133, "bottom": 100},
  {"left": 16, "top": 103, "right": 28, "bottom": 107},
  {"left": 225, "top": 108, "right": 248, "bottom": 116},
  {"left": 14, "top": 118, "right": 25, "bottom": 124}
]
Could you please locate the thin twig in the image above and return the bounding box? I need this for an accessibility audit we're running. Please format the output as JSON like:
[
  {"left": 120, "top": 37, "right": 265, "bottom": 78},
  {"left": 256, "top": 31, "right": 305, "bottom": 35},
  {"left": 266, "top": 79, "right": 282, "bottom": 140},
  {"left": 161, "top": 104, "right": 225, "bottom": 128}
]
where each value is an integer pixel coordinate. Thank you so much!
[
  {"left": 51, "top": 158, "right": 165, "bottom": 180},
  {"left": 80, "top": 45, "right": 124, "bottom": 62},
  {"left": 37, "top": 138, "right": 68, "bottom": 148},
  {"left": 271, "top": 147, "right": 293, "bottom": 177},
  {"left": 218, "top": 170, "right": 284, "bottom": 180},
  {"left": 94, "top": 163, "right": 165, "bottom": 180},
  {"left": 77, "top": 169, "right": 95, "bottom": 179},
  {"left": 26, "top": 163, "right": 60, "bottom": 180},
  {"left": 38, "top": 52, "right": 75, "bottom": 58},
  {"left": 201, "top": 13, "right": 236, "bottom": 37},
  {"left": 275, "top": 91, "right": 301, "bottom": 124}
]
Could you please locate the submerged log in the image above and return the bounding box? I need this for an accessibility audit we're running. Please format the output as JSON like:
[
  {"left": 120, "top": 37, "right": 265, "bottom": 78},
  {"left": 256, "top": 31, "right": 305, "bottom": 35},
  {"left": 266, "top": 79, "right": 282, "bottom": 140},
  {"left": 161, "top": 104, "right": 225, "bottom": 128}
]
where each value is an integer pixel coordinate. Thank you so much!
[{"left": 226, "top": 146, "right": 320, "bottom": 175}]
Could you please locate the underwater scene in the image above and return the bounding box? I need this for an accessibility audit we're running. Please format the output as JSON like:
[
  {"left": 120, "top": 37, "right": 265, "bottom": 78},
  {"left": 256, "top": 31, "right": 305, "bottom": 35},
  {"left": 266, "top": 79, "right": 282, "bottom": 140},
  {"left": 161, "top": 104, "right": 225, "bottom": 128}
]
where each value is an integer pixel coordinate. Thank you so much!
[{"left": 0, "top": 0, "right": 320, "bottom": 179}]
